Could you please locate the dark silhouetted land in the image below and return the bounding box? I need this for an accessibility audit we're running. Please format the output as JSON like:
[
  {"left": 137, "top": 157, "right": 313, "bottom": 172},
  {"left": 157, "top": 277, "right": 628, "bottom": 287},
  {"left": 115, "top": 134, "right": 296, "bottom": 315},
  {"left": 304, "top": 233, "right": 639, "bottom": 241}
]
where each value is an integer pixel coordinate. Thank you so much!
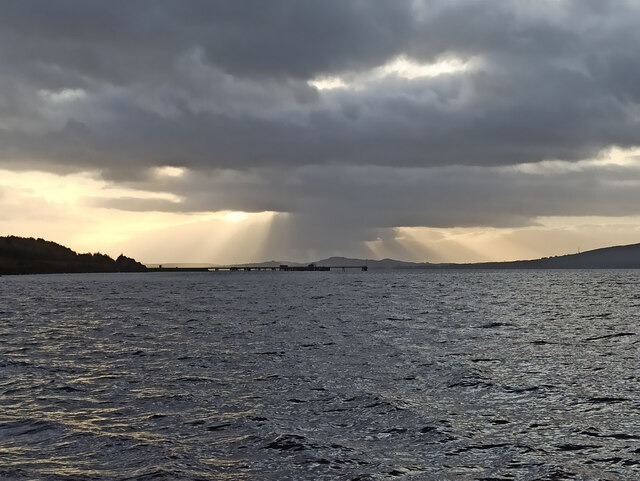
[
  {"left": 149, "top": 243, "right": 640, "bottom": 270},
  {"left": 0, "top": 236, "right": 147, "bottom": 275},
  {"left": 4, "top": 236, "right": 640, "bottom": 275},
  {"left": 315, "top": 243, "right": 640, "bottom": 269},
  {"left": 455, "top": 242, "right": 640, "bottom": 269}
]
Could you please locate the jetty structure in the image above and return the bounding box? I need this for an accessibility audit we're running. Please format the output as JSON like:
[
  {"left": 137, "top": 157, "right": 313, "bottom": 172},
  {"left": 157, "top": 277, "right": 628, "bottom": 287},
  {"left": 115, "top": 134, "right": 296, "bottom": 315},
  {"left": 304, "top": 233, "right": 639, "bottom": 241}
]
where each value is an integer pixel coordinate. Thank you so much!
[
  {"left": 149, "top": 263, "right": 367, "bottom": 272},
  {"left": 213, "top": 263, "right": 367, "bottom": 272}
]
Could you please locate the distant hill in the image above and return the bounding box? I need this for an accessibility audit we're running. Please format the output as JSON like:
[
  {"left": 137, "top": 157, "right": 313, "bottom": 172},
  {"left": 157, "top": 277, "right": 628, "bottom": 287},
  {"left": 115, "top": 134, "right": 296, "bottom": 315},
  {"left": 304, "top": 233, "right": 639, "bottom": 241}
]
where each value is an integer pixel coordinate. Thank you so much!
[
  {"left": 146, "top": 260, "right": 307, "bottom": 268},
  {"left": 4, "top": 236, "right": 640, "bottom": 274},
  {"left": 0, "top": 236, "right": 147, "bottom": 275},
  {"left": 316, "top": 256, "right": 432, "bottom": 269},
  {"left": 231, "top": 260, "right": 305, "bottom": 268},
  {"left": 315, "top": 243, "right": 640, "bottom": 269},
  {"left": 456, "top": 242, "right": 640, "bottom": 269}
]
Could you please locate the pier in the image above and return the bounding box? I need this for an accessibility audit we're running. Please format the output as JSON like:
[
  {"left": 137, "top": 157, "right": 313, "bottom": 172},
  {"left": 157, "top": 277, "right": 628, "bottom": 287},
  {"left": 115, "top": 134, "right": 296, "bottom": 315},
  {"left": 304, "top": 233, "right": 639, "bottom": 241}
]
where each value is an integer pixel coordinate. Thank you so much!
[
  {"left": 210, "top": 264, "right": 367, "bottom": 272},
  {"left": 149, "top": 264, "right": 368, "bottom": 272}
]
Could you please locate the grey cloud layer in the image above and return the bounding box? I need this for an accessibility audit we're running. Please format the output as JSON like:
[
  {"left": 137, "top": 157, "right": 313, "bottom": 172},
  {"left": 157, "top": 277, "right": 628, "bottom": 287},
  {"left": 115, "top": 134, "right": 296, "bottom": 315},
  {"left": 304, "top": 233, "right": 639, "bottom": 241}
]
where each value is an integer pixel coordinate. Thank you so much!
[
  {"left": 2, "top": 1, "right": 639, "bottom": 169},
  {"left": 90, "top": 160, "right": 640, "bottom": 257},
  {"left": 96, "top": 162, "right": 640, "bottom": 224},
  {"left": 2, "top": 0, "right": 640, "bottom": 253}
]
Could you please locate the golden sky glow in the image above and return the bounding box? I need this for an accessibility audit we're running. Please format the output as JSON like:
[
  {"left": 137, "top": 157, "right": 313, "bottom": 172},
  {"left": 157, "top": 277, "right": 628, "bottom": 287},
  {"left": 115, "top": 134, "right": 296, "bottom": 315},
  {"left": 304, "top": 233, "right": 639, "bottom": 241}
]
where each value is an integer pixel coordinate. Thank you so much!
[
  {"left": 3, "top": 166, "right": 640, "bottom": 264},
  {"left": 0, "top": 168, "right": 276, "bottom": 264},
  {"left": 375, "top": 219, "right": 640, "bottom": 264}
]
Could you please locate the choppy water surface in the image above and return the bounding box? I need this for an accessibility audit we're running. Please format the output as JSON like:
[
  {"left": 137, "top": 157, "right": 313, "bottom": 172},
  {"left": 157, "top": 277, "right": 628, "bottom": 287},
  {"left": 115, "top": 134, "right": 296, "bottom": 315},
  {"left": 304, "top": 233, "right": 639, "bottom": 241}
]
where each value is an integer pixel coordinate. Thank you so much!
[{"left": 1, "top": 270, "right": 639, "bottom": 480}]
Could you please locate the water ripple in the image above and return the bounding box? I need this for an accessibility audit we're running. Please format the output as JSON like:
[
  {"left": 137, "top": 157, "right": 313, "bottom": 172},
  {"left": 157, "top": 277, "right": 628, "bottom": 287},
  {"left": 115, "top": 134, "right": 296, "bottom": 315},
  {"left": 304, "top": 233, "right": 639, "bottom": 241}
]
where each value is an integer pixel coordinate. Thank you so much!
[{"left": 1, "top": 270, "right": 639, "bottom": 479}]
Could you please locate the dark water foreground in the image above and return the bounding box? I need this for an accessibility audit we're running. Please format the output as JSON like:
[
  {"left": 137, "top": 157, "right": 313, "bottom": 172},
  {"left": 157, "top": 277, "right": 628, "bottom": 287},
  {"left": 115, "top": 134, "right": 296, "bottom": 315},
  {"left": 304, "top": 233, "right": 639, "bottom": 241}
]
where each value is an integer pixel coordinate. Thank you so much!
[{"left": 1, "top": 270, "right": 638, "bottom": 480}]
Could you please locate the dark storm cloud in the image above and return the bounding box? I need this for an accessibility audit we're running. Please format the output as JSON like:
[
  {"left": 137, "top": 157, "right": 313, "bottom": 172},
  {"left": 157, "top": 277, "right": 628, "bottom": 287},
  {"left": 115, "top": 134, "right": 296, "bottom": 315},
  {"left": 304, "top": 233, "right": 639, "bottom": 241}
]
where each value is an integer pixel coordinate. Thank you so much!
[
  {"left": 0, "top": 0, "right": 412, "bottom": 85},
  {"left": 87, "top": 160, "right": 640, "bottom": 256},
  {"left": 92, "top": 161, "right": 640, "bottom": 226},
  {"left": 2, "top": 0, "right": 639, "bottom": 170},
  {"left": 3, "top": 0, "right": 640, "bottom": 248}
]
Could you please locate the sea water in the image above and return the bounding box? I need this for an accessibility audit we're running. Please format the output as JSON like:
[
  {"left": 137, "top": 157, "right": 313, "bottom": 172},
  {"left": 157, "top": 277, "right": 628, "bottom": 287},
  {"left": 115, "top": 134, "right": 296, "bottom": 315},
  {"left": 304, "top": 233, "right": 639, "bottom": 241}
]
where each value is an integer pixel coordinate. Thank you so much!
[{"left": 0, "top": 270, "right": 638, "bottom": 480}]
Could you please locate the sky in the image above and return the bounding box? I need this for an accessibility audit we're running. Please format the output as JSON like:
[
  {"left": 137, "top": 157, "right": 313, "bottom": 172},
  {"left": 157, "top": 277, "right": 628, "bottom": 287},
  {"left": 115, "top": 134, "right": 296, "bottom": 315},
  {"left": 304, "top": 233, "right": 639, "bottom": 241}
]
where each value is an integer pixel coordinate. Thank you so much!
[{"left": 2, "top": 0, "right": 640, "bottom": 264}]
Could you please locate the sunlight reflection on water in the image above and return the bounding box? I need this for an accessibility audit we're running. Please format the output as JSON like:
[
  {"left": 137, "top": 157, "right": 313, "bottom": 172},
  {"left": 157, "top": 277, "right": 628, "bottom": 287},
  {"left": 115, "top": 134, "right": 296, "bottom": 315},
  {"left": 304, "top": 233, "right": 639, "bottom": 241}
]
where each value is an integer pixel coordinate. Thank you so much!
[{"left": 1, "top": 270, "right": 639, "bottom": 480}]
